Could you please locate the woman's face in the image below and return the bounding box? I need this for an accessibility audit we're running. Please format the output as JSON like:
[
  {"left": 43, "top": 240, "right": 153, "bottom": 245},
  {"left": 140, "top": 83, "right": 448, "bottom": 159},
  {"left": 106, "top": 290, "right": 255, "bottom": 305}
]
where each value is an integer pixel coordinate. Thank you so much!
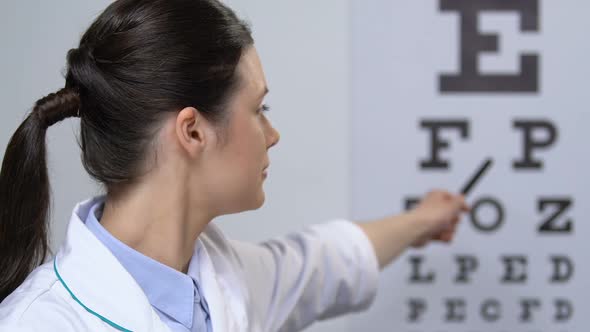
[{"left": 201, "top": 46, "right": 280, "bottom": 215}]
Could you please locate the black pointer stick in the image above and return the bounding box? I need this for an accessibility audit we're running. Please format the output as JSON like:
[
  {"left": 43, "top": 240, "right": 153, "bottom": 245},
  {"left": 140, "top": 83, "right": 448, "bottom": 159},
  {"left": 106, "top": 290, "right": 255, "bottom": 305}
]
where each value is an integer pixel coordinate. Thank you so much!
[
  {"left": 434, "top": 158, "right": 493, "bottom": 243},
  {"left": 460, "top": 158, "right": 493, "bottom": 196}
]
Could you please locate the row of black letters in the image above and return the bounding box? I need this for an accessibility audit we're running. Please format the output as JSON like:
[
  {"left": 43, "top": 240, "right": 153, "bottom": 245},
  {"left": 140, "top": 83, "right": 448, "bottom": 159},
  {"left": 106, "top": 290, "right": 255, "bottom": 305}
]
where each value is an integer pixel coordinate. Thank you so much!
[
  {"left": 408, "top": 255, "right": 573, "bottom": 284},
  {"left": 420, "top": 119, "right": 557, "bottom": 171},
  {"left": 405, "top": 196, "right": 573, "bottom": 234},
  {"left": 407, "top": 297, "right": 572, "bottom": 323}
]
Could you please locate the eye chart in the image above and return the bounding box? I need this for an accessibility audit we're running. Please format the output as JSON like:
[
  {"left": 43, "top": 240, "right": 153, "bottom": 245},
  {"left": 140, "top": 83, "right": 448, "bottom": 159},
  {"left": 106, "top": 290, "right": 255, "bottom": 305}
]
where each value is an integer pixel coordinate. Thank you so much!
[{"left": 350, "top": 1, "right": 589, "bottom": 331}]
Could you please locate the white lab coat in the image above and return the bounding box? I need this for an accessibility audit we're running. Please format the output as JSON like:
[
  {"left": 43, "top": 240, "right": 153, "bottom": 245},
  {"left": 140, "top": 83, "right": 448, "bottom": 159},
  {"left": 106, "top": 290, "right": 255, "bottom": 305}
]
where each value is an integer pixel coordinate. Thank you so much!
[{"left": 0, "top": 196, "right": 379, "bottom": 331}]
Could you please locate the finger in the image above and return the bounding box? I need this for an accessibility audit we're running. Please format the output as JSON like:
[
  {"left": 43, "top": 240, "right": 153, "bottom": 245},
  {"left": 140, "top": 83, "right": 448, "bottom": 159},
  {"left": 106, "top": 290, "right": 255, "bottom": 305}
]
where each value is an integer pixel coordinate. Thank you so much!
[
  {"left": 461, "top": 201, "right": 470, "bottom": 212},
  {"left": 436, "top": 232, "right": 449, "bottom": 242},
  {"left": 440, "top": 231, "right": 454, "bottom": 242},
  {"left": 433, "top": 229, "right": 450, "bottom": 241},
  {"left": 435, "top": 223, "right": 458, "bottom": 241},
  {"left": 442, "top": 191, "right": 453, "bottom": 200},
  {"left": 437, "top": 217, "right": 458, "bottom": 235},
  {"left": 458, "top": 194, "right": 470, "bottom": 212},
  {"left": 433, "top": 230, "right": 451, "bottom": 242},
  {"left": 454, "top": 194, "right": 464, "bottom": 208},
  {"left": 440, "top": 226, "right": 456, "bottom": 241},
  {"left": 432, "top": 233, "right": 445, "bottom": 241},
  {"left": 412, "top": 239, "right": 428, "bottom": 248}
]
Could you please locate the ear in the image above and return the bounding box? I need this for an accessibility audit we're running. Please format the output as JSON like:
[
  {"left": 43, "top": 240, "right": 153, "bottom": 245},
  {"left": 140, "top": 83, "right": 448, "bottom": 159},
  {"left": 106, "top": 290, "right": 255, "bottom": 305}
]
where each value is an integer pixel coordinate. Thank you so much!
[{"left": 175, "top": 107, "right": 211, "bottom": 158}]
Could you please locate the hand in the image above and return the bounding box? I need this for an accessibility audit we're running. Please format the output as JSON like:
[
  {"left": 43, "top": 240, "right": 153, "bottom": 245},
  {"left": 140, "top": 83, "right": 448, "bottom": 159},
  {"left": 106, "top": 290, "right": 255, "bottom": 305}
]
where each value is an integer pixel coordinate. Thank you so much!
[{"left": 409, "top": 190, "right": 470, "bottom": 248}]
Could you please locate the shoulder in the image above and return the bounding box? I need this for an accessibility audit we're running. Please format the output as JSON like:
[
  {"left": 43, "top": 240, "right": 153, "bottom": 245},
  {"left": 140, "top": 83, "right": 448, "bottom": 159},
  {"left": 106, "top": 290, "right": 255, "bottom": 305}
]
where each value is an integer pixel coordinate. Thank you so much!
[
  {"left": 199, "top": 222, "right": 264, "bottom": 270},
  {"left": 0, "top": 261, "right": 59, "bottom": 320},
  {"left": 0, "top": 261, "right": 84, "bottom": 330},
  {"left": 200, "top": 222, "right": 238, "bottom": 258}
]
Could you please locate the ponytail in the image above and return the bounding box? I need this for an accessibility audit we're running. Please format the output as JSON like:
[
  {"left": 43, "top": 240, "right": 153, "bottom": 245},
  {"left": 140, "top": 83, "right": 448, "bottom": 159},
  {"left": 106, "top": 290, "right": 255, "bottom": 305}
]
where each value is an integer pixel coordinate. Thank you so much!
[{"left": 0, "top": 88, "right": 80, "bottom": 302}]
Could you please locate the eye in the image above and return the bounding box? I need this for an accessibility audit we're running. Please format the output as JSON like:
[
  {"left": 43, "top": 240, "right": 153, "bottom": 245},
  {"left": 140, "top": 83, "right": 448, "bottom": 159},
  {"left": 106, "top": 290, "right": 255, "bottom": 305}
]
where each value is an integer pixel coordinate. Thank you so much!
[{"left": 257, "top": 104, "right": 271, "bottom": 114}]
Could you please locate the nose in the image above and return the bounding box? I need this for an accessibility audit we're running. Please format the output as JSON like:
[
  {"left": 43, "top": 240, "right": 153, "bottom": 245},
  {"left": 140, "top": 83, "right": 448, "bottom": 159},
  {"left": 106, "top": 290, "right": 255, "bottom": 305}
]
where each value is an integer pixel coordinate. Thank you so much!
[{"left": 267, "top": 125, "right": 280, "bottom": 149}]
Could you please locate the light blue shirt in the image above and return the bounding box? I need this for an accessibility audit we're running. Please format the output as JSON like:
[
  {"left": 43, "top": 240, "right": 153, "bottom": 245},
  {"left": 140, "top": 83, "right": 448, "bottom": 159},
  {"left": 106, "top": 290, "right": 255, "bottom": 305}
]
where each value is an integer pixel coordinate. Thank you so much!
[{"left": 85, "top": 199, "right": 212, "bottom": 332}]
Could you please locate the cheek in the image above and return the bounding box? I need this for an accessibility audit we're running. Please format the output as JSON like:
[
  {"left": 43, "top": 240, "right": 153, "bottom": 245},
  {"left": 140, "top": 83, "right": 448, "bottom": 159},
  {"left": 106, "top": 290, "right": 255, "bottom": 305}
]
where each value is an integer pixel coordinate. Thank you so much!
[
  {"left": 210, "top": 126, "right": 268, "bottom": 212},
  {"left": 224, "top": 134, "right": 263, "bottom": 178},
  {"left": 217, "top": 118, "right": 267, "bottom": 180},
  {"left": 237, "top": 119, "right": 267, "bottom": 161}
]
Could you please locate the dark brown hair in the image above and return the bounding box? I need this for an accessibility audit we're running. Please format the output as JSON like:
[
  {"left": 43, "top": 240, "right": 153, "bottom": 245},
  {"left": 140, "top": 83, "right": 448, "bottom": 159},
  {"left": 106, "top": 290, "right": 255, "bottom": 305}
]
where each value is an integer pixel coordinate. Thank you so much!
[{"left": 0, "top": 0, "right": 253, "bottom": 301}]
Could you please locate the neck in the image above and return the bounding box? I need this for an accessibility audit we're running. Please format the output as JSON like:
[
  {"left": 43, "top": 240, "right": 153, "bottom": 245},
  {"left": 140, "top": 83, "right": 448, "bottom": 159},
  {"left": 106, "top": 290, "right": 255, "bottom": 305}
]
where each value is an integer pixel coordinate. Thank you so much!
[{"left": 99, "top": 173, "right": 212, "bottom": 273}]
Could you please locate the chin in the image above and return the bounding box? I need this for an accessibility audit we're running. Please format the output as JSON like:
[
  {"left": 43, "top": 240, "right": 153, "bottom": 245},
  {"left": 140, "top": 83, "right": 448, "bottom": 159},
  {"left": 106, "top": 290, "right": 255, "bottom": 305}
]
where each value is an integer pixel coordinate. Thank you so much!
[
  {"left": 234, "top": 190, "right": 266, "bottom": 213},
  {"left": 254, "top": 190, "right": 266, "bottom": 209}
]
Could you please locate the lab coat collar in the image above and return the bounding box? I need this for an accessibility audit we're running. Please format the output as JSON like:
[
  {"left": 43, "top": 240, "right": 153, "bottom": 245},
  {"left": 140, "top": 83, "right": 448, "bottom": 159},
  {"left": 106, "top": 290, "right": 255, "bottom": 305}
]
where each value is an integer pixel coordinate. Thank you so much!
[
  {"left": 194, "top": 230, "right": 250, "bottom": 331},
  {"left": 84, "top": 199, "right": 196, "bottom": 329},
  {"left": 55, "top": 196, "right": 250, "bottom": 331},
  {"left": 54, "top": 196, "right": 170, "bottom": 331}
]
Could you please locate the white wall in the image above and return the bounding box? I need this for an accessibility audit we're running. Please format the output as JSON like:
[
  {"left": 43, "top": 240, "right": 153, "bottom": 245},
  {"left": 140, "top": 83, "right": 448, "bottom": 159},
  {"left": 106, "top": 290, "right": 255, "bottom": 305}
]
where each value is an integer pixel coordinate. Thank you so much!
[
  {"left": 0, "top": 1, "right": 354, "bottom": 331},
  {"left": 350, "top": 1, "right": 588, "bottom": 331}
]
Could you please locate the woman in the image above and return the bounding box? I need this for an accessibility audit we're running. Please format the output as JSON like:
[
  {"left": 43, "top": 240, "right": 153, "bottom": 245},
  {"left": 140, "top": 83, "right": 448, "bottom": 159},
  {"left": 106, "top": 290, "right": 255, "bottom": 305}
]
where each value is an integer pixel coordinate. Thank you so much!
[{"left": 0, "top": 0, "right": 468, "bottom": 331}]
